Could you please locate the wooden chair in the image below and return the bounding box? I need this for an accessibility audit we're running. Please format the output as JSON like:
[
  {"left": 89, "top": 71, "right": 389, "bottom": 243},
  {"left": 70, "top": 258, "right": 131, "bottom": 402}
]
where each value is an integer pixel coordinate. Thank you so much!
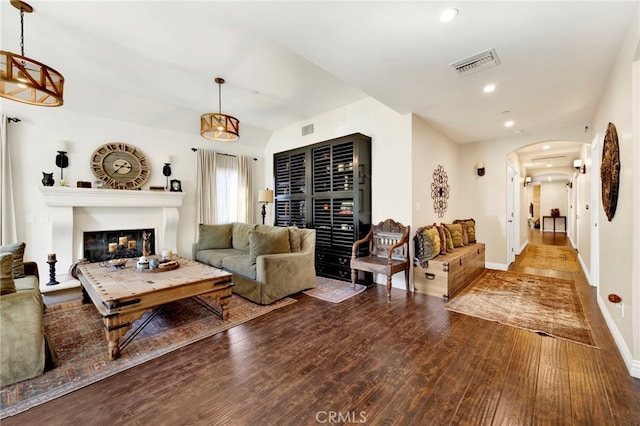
[{"left": 351, "top": 218, "right": 411, "bottom": 302}]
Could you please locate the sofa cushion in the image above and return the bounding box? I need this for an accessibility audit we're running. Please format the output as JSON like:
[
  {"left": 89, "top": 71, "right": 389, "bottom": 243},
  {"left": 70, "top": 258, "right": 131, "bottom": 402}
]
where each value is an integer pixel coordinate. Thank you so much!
[
  {"left": 198, "top": 223, "right": 233, "bottom": 250},
  {"left": 444, "top": 223, "right": 464, "bottom": 248},
  {"left": 288, "top": 227, "right": 301, "bottom": 252},
  {"left": 221, "top": 255, "right": 256, "bottom": 280},
  {"left": 0, "top": 242, "right": 26, "bottom": 278},
  {"left": 233, "top": 223, "right": 256, "bottom": 251},
  {"left": 14, "top": 275, "right": 39, "bottom": 292},
  {"left": 249, "top": 228, "right": 291, "bottom": 265},
  {"left": 0, "top": 252, "right": 15, "bottom": 295},
  {"left": 195, "top": 248, "right": 246, "bottom": 268}
]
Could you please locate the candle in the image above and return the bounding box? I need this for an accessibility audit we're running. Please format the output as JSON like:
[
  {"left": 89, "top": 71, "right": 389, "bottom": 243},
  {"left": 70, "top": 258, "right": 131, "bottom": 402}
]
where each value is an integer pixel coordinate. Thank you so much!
[
  {"left": 47, "top": 253, "right": 56, "bottom": 262},
  {"left": 163, "top": 155, "right": 171, "bottom": 165},
  {"left": 119, "top": 236, "right": 127, "bottom": 246},
  {"left": 108, "top": 243, "right": 117, "bottom": 253},
  {"left": 128, "top": 241, "right": 137, "bottom": 250},
  {"left": 57, "top": 140, "right": 68, "bottom": 153},
  {"left": 161, "top": 248, "right": 173, "bottom": 260}
]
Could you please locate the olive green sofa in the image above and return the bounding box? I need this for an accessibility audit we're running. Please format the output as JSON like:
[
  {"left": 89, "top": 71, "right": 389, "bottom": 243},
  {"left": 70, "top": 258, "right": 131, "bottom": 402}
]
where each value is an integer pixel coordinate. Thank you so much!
[
  {"left": 192, "top": 223, "right": 316, "bottom": 305},
  {"left": 0, "top": 249, "right": 57, "bottom": 387}
]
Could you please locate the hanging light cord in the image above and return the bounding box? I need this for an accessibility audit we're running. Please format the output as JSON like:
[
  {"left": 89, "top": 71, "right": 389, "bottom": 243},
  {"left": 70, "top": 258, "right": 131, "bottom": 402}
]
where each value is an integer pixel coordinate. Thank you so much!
[
  {"left": 218, "top": 81, "right": 222, "bottom": 114},
  {"left": 19, "top": 6, "right": 25, "bottom": 56}
]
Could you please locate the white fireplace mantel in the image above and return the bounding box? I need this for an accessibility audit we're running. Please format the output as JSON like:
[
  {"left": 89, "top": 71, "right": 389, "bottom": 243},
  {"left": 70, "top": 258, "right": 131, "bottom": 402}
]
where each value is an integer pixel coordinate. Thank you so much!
[{"left": 39, "top": 187, "right": 185, "bottom": 292}]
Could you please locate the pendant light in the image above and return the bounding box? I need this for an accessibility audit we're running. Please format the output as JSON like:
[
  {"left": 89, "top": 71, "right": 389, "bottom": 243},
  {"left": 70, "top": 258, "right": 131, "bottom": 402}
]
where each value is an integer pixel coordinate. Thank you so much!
[
  {"left": 0, "top": 0, "right": 64, "bottom": 107},
  {"left": 200, "top": 77, "right": 239, "bottom": 141}
]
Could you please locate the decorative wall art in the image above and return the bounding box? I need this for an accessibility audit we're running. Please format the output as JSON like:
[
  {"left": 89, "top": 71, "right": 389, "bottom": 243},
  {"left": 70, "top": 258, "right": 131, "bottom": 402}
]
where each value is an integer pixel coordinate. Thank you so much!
[
  {"left": 600, "top": 122, "right": 620, "bottom": 222},
  {"left": 431, "top": 165, "right": 450, "bottom": 218}
]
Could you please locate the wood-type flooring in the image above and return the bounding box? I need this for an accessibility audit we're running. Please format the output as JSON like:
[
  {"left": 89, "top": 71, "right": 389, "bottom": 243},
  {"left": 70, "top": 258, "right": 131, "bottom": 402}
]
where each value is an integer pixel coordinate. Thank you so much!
[{"left": 5, "top": 230, "right": 640, "bottom": 425}]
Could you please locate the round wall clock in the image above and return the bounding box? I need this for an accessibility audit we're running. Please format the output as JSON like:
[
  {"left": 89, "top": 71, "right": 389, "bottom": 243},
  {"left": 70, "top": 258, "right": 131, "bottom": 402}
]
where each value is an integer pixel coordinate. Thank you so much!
[
  {"left": 91, "top": 142, "right": 150, "bottom": 190},
  {"left": 600, "top": 122, "right": 620, "bottom": 222}
]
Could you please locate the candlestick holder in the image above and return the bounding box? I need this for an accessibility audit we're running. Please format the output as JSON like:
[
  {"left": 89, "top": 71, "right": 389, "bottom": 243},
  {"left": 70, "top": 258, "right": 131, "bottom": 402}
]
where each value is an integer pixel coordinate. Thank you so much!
[{"left": 46, "top": 259, "right": 59, "bottom": 286}]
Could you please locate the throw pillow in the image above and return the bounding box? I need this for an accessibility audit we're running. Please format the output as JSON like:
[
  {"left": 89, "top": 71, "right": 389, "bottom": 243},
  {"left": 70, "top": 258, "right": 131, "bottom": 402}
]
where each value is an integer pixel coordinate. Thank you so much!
[
  {"left": 460, "top": 222, "right": 469, "bottom": 246},
  {"left": 435, "top": 224, "right": 447, "bottom": 255},
  {"left": 441, "top": 225, "right": 454, "bottom": 252},
  {"left": 249, "top": 228, "right": 291, "bottom": 265},
  {"left": 197, "top": 223, "right": 233, "bottom": 250},
  {"left": 233, "top": 223, "right": 257, "bottom": 252},
  {"left": 0, "top": 252, "right": 16, "bottom": 295},
  {"left": 455, "top": 219, "right": 476, "bottom": 243},
  {"left": 444, "top": 223, "right": 464, "bottom": 248},
  {"left": 288, "top": 227, "right": 301, "bottom": 252},
  {"left": 423, "top": 227, "right": 441, "bottom": 261},
  {"left": 0, "top": 242, "right": 26, "bottom": 278}
]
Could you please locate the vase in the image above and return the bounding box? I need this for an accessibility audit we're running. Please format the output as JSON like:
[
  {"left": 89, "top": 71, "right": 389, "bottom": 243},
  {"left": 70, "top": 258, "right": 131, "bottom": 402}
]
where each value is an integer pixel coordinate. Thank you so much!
[{"left": 42, "top": 172, "right": 54, "bottom": 186}]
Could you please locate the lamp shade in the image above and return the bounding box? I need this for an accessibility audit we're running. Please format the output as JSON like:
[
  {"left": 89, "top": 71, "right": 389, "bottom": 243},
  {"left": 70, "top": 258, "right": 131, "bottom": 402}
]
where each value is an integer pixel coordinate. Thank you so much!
[{"left": 258, "top": 189, "right": 274, "bottom": 204}]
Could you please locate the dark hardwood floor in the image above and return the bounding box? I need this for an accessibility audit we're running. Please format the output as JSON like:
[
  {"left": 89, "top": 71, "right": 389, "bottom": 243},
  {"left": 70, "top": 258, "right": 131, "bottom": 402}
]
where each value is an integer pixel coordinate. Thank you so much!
[{"left": 6, "top": 230, "right": 640, "bottom": 425}]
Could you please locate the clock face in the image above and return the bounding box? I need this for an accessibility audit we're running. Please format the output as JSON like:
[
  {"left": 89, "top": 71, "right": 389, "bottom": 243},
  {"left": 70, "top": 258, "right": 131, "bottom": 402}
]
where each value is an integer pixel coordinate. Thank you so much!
[{"left": 91, "top": 142, "right": 150, "bottom": 189}]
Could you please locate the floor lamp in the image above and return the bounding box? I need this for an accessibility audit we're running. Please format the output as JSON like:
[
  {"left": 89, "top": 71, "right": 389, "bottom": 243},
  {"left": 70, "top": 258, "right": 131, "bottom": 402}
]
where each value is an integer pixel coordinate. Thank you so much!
[{"left": 258, "top": 189, "right": 274, "bottom": 225}]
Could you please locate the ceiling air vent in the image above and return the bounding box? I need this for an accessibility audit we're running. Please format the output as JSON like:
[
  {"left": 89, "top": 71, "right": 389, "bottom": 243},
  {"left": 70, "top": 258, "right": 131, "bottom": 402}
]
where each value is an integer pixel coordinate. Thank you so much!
[
  {"left": 301, "top": 123, "right": 314, "bottom": 136},
  {"left": 451, "top": 48, "right": 500, "bottom": 77}
]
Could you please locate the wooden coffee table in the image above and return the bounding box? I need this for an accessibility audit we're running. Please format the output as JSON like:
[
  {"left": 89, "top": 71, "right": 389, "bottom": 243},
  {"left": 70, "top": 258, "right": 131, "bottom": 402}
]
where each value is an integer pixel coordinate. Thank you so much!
[{"left": 77, "top": 257, "right": 233, "bottom": 360}]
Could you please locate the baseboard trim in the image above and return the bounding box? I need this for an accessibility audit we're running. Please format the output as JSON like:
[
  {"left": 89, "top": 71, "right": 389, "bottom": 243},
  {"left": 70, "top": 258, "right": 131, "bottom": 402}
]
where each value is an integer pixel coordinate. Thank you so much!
[
  {"left": 576, "top": 251, "right": 595, "bottom": 287},
  {"left": 597, "top": 294, "right": 640, "bottom": 379},
  {"left": 518, "top": 240, "right": 528, "bottom": 255},
  {"left": 485, "top": 262, "right": 508, "bottom": 271}
]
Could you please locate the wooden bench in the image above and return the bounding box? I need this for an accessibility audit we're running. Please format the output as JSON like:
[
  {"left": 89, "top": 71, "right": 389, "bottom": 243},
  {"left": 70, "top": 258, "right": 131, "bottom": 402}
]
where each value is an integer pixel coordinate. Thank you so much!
[
  {"left": 413, "top": 242, "right": 485, "bottom": 299},
  {"left": 351, "top": 218, "right": 410, "bottom": 302}
]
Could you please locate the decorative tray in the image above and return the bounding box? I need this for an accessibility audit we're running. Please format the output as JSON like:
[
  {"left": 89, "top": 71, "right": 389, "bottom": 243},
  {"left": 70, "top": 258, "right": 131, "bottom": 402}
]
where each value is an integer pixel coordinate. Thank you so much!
[{"left": 151, "top": 260, "right": 179, "bottom": 272}]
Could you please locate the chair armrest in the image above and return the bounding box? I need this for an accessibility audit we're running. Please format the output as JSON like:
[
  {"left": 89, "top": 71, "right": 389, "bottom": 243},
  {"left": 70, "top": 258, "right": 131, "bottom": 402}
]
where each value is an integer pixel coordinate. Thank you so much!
[
  {"left": 24, "top": 261, "right": 39, "bottom": 278},
  {"left": 351, "top": 230, "right": 374, "bottom": 258}
]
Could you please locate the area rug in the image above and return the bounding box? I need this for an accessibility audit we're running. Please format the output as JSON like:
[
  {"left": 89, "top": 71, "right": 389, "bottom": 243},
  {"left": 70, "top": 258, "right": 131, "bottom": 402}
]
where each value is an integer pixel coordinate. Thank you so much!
[
  {"left": 0, "top": 294, "right": 296, "bottom": 419},
  {"left": 303, "top": 276, "right": 367, "bottom": 303},
  {"left": 518, "top": 244, "right": 581, "bottom": 272},
  {"left": 444, "top": 269, "right": 596, "bottom": 347}
]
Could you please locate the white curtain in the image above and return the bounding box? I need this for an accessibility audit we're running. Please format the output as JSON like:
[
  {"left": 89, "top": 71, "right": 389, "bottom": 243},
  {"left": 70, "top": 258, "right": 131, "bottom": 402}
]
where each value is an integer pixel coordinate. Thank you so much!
[
  {"left": 196, "top": 149, "right": 254, "bottom": 225},
  {"left": 0, "top": 115, "right": 17, "bottom": 244},
  {"left": 196, "top": 149, "right": 217, "bottom": 225},
  {"left": 237, "top": 155, "right": 253, "bottom": 223}
]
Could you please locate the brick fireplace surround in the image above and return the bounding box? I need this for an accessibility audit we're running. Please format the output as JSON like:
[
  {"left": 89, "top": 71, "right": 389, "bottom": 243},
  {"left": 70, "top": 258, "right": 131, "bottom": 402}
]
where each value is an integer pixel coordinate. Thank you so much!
[{"left": 40, "top": 187, "right": 185, "bottom": 292}]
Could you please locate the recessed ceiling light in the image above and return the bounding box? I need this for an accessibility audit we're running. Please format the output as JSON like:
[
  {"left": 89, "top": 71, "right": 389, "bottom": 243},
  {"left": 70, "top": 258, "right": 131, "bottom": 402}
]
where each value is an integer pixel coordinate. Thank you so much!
[
  {"left": 543, "top": 145, "right": 550, "bottom": 150},
  {"left": 483, "top": 84, "right": 496, "bottom": 93},
  {"left": 440, "top": 8, "right": 459, "bottom": 22},
  {"left": 504, "top": 120, "right": 514, "bottom": 128},
  {"left": 546, "top": 164, "right": 552, "bottom": 168}
]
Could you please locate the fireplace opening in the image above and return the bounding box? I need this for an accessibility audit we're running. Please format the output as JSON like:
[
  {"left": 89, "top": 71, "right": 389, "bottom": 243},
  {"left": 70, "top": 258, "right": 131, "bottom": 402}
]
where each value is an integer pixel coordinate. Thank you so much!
[{"left": 83, "top": 229, "right": 155, "bottom": 263}]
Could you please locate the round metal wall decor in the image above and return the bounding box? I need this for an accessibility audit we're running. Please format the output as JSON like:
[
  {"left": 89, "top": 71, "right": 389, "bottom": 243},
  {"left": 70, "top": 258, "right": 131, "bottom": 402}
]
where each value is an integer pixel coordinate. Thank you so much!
[
  {"left": 600, "top": 122, "right": 620, "bottom": 222},
  {"left": 431, "top": 165, "right": 450, "bottom": 218}
]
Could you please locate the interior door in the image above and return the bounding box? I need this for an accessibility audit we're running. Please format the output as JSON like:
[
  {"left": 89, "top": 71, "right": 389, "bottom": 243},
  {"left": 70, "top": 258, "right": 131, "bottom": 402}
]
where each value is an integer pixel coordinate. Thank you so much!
[{"left": 506, "top": 163, "right": 517, "bottom": 266}]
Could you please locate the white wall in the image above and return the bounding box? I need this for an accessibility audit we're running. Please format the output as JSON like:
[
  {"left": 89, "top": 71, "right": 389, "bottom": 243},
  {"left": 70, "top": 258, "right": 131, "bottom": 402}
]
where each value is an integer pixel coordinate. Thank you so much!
[
  {"left": 264, "top": 97, "right": 412, "bottom": 288},
  {"left": 589, "top": 4, "right": 639, "bottom": 377},
  {"left": 540, "top": 181, "right": 569, "bottom": 231},
  {"left": 2, "top": 101, "right": 269, "bottom": 279}
]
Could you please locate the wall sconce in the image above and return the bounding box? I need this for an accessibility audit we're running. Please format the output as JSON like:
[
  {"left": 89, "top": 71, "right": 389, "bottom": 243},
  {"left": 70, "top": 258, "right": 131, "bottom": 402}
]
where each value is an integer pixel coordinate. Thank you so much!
[
  {"left": 524, "top": 176, "right": 532, "bottom": 187},
  {"left": 55, "top": 141, "right": 69, "bottom": 184},
  {"left": 162, "top": 156, "right": 172, "bottom": 190},
  {"left": 476, "top": 162, "right": 485, "bottom": 176},
  {"left": 573, "top": 159, "right": 586, "bottom": 174},
  {"left": 258, "top": 188, "right": 274, "bottom": 225}
]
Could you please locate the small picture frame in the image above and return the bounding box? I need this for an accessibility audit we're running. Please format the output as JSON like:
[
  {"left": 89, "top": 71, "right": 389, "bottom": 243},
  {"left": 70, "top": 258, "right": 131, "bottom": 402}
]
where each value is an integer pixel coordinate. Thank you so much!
[{"left": 170, "top": 179, "right": 182, "bottom": 192}]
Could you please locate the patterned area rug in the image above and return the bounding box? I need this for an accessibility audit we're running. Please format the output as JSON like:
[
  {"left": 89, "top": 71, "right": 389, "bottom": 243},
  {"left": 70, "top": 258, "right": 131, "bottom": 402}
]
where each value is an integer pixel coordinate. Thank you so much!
[
  {"left": 518, "top": 244, "right": 581, "bottom": 272},
  {"left": 304, "top": 276, "right": 367, "bottom": 303},
  {"left": 444, "top": 270, "right": 596, "bottom": 347},
  {"left": 0, "top": 295, "right": 295, "bottom": 419}
]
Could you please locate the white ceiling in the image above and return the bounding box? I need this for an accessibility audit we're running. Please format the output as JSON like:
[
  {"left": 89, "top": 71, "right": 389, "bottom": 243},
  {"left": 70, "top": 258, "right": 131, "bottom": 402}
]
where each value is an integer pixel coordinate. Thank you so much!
[{"left": 1, "top": 1, "right": 637, "bottom": 158}]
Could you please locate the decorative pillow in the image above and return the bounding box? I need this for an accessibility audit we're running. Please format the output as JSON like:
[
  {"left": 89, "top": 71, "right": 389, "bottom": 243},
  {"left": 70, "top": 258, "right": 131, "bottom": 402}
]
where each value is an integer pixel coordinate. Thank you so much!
[
  {"left": 0, "top": 252, "right": 16, "bottom": 295},
  {"left": 197, "top": 224, "right": 233, "bottom": 250},
  {"left": 460, "top": 222, "right": 469, "bottom": 246},
  {"left": 414, "top": 226, "right": 440, "bottom": 267},
  {"left": 441, "top": 225, "right": 454, "bottom": 252},
  {"left": 435, "top": 224, "right": 447, "bottom": 255},
  {"left": 233, "top": 223, "right": 257, "bottom": 251},
  {"left": 455, "top": 219, "right": 476, "bottom": 243},
  {"left": 249, "top": 228, "right": 291, "bottom": 265},
  {"left": 288, "top": 227, "right": 301, "bottom": 252},
  {"left": 444, "top": 223, "right": 464, "bottom": 248},
  {"left": 0, "top": 242, "right": 26, "bottom": 278}
]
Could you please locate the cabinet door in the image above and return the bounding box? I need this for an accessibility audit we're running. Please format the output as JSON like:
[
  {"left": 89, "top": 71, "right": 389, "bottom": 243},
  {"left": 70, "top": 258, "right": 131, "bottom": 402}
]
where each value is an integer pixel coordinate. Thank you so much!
[
  {"left": 331, "top": 142, "right": 355, "bottom": 192},
  {"left": 275, "top": 199, "right": 307, "bottom": 227}
]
